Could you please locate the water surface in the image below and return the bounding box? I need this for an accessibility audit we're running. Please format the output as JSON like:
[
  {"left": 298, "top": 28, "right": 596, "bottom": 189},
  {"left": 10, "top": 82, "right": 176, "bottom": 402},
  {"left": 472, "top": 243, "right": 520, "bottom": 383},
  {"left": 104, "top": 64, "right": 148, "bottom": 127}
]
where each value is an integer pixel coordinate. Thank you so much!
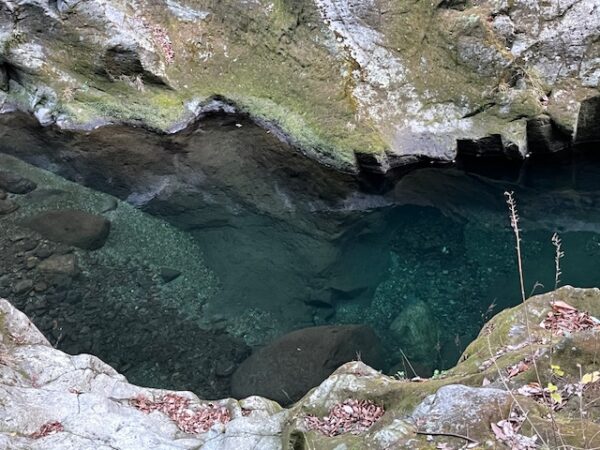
[{"left": 1, "top": 112, "right": 599, "bottom": 394}]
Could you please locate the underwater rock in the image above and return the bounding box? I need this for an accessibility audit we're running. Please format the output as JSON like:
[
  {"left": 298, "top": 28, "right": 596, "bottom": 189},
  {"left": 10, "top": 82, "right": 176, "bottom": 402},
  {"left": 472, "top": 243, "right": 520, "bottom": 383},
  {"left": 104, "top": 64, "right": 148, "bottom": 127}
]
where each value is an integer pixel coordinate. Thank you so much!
[
  {"left": 0, "top": 198, "right": 18, "bottom": 215},
  {"left": 12, "top": 279, "right": 33, "bottom": 295},
  {"left": 388, "top": 301, "right": 439, "bottom": 370},
  {"left": 25, "top": 209, "right": 111, "bottom": 250},
  {"left": 0, "top": 170, "right": 37, "bottom": 194},
  {"left": 38, "top": 254, "right": 79, "bottom": 277},
  {"left": 159, "top": 267, "right": 181, "bottom": 283},
  {"left": 231, "top": 325, "right": 383, "bottom": 405}
]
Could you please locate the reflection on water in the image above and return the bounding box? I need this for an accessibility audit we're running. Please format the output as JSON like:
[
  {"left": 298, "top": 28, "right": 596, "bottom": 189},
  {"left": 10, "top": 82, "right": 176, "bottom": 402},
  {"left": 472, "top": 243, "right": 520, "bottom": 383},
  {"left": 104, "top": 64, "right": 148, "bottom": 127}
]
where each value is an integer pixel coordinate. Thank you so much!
[{"left": 1, "top": 112, "right": 599, "bottom": 391}]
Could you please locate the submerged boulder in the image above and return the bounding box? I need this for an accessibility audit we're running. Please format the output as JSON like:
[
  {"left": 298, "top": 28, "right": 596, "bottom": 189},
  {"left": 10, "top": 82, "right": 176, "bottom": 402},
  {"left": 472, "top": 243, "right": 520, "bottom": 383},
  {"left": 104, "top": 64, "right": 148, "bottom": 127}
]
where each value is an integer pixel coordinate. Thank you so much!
[
  {"left": 231, "top": 325, "right": 383, "bottom": 405},
  {"left": 0, "top": 198, "right": 18, "bottom": 215},
  {"left": 0, "top": 170, "right": 36, "bottom": 194},
  {"left": 25, "top": 209, "right": 111, "bottom": 250},
  {"left": 388, "top": 301, "right": 439, "bottom": 371}
]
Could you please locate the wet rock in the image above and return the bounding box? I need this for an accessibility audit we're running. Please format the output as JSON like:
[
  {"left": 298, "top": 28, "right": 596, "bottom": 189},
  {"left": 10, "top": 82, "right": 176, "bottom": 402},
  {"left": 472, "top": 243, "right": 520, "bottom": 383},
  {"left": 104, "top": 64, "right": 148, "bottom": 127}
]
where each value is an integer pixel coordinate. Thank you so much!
[
  {"left": 25, "top": 257, "right": 39, "bottom": 269},
  {"left": 20, "top": 239, "right": 39, "bottom": 252},
  {"left": 25, "top": 209, "right": 111, "bottom": 250},
  {"left": 38, "top": 254, "right": 79, "bottom": 276},
  {"left": 13, "top": 279, "right": 33, "bottom": 295},
  {"left": 100, "top": 197, "right": 118, "bottom": 213},
  {"left": 0, "top": 190, "right": 5, "bottom": 200},
  {"left": 388, "top": 301, "right": 439, "bottom": 370},
  {"left": 34, "top": 244, "right": 53, "bottom": 259},
  {"left": 0, "top": 198, "right": 18, "bottom": 215},
  {"left": 159, "top": 267, "right": 181, "bottom": 283},
  {"left": 231, "top": 325, "right": 383, "bottom": 405},
  {"left": 33, "top": 281, "right": 48, "bottom": 292},
  {"left": 0, "top": 170, "right": 37, "bottom": 194},
  {"left": 215, "top": 360, "right": 237, "bottom": 378}
]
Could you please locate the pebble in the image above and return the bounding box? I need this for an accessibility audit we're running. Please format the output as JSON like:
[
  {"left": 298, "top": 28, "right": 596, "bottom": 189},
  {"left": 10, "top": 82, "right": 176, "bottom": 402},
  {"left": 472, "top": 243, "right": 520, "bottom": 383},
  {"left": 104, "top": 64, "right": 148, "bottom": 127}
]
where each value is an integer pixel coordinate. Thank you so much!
[
  {"left": 26, "top": 257, "right": 39, "bottom": 269},
  {"left": 35, "top": 245, "right": 54, "bottom": 259},
  {"left": 34, "top": 282, "right": 48, "bottom": 292},
  {"left": 160, "top": 267, "right": 182, "bottom": 283},
  {"left": 13, "top": 279, "right": 33, "bottom": 294},
  {"left": 21, "top": 239, "right": 39, "bottom": 252}
]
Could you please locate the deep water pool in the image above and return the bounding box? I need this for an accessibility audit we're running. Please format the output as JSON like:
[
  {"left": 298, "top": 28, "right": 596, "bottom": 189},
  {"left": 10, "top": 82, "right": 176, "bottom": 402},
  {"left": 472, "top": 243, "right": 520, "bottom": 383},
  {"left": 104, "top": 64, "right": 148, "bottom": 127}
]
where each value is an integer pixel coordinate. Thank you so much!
[{"left": 1, "top": 112, "right": 599, "bottom": 398}]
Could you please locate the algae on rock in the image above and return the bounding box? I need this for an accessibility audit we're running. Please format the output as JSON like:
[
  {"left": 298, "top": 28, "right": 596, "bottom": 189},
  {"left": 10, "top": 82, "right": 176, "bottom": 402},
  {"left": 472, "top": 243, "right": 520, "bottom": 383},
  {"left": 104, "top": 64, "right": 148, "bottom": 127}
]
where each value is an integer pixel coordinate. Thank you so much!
[{"left": 0, "top": 0, "right": 598, "bottom": 172}]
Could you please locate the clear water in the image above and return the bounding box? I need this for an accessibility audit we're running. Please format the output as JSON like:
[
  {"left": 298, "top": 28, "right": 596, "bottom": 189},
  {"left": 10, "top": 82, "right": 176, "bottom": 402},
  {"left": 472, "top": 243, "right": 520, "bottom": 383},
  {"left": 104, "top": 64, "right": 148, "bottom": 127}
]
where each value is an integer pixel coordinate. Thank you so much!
[{"left": 1, "top": 112, "right": 599, "bottom": 396}]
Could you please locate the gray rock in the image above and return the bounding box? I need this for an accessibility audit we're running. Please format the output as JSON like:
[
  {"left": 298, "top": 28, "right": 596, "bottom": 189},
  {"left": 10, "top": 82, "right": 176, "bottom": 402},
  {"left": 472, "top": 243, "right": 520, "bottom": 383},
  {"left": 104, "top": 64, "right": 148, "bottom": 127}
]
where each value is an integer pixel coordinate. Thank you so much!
[
  {"left": 0, "top": 64, "right": 6, "bottom": 91},
  {"left": 231, "top": 325, "right": 383, "bottom": 405},
  {"left": 388, "top": 301, "right": 439, "bottom": 371},
  {"left": 159, "top": 267, "right": 181, "bottom": 283},
  {"left": 527, "top": 115, "right": 571, "bottom": 154},
  {"left": 576, "top": 95, "right": 600, "bottom": 144},
  {"left": 38, "top": 254, "right": 79, "bottom": 276},
  {"left": 13, "top": 279, "right": 33, "bottom": 295},
  {"left": 0, "top": 198, "right": 18, "bottom": 215},
  {"left": 0, "top": 170, "right": 37, "bottom": 194},
  {"left": 0, "top": 0, "right": 597, "bottom": 173},
  {"left": 0, "top": 297, "right": 289, "bottom": 450},
  {"left": 411, "top": 384, "right": 512, "bottom": 437},
  {"left": 25, "top": 209, "right": 111, "bottom": 250}
]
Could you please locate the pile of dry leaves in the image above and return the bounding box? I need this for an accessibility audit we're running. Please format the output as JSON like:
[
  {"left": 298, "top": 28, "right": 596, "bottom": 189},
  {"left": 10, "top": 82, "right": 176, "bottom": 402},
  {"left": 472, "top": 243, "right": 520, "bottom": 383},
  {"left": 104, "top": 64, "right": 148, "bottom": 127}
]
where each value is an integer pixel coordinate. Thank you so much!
[
  {"left": 541, "top": 301, "right": 600, "bottom": 335},
  {"left": 130, "top": 393, "right": 231, "bottom": 434},
  {"left": 491, "top": 410, "right": 538, "bottom": 450},
  {"left": 304, "top": 399, "right": 385, "bottom": 437},
  {"left": 30, "top": 421, "right": 64, "bottom": 439}
]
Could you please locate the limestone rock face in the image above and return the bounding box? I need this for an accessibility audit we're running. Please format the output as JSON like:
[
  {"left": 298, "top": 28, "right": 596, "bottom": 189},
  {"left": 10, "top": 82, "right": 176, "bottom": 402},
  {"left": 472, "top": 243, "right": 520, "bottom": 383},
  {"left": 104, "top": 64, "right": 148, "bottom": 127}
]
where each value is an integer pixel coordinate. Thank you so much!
[
  {"left": 0, "top": 298, "right": 285, "bottom": 450},
  {"left": 25, "top": 209, "right": 111, "bottom": 250},
  {"left": 231, "top": 325, "right": 383, "bottom": 405},
  {"left": 1, "top": 287, "right": 600, "bottom": 449},
  {"left": 0, "top": 0, "right": 597, "bottom": 172}
]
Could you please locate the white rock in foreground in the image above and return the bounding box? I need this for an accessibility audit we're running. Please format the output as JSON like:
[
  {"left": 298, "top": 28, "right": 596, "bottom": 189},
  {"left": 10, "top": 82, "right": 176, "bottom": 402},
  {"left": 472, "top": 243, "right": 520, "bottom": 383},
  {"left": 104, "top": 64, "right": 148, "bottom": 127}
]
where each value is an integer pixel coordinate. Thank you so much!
[{"left": 0, "top": 299, "right": 284, "bottom": 450}]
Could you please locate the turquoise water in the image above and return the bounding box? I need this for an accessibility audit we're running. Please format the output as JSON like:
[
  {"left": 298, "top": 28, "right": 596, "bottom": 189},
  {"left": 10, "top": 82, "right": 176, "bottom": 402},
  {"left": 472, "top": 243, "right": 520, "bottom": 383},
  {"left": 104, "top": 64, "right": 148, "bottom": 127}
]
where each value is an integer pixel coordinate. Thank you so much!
[{"left": 1, "top": 112, "right": 599, "bottom": 394}]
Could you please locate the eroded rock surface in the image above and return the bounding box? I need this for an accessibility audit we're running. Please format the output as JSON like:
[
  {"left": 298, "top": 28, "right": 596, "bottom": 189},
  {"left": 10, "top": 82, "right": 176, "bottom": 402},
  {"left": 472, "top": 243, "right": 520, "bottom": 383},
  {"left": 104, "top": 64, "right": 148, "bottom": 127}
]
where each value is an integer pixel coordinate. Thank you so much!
[{"left": 0, "top": 0, "right": 597, "bottom": 172}]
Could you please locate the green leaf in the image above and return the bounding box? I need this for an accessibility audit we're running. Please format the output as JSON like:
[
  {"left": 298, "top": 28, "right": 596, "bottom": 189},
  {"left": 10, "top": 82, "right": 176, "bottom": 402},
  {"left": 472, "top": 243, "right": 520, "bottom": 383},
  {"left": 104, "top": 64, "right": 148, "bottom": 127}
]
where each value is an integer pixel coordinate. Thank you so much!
[
  {"left": 550, "top": 392, "right": 562, "bottom": 404},
  {"left": 547, "top": 382, "right": 558, "bottom": 392},
  {"left": 551, "top": 364, "right": 564, "bottom": 377}
]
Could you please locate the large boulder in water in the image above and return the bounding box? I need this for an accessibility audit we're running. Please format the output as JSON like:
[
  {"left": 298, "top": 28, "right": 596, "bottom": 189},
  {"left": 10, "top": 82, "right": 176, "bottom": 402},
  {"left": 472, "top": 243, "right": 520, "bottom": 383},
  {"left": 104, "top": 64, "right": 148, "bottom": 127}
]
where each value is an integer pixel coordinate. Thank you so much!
[
  {"left": 25, "top": 209, "right": 111, "bottom": 250},
  {"left": 231, "top": 325, "right": 383, "bottom": 405}
]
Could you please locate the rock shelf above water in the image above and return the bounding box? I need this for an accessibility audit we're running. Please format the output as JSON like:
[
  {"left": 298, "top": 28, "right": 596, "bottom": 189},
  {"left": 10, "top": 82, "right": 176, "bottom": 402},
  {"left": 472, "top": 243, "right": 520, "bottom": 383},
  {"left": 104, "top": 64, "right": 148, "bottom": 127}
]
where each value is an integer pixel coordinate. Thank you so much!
[{"left": 0, "top": 0, "right": 598, "bottom": 173}]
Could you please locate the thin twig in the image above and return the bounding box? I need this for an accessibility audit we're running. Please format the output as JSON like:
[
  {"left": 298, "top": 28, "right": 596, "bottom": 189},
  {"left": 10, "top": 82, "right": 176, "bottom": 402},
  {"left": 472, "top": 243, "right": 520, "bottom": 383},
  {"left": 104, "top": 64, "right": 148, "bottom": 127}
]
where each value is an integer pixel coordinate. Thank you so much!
[{"left": 415, "top": 430, "right": 479, "bottom": 444}]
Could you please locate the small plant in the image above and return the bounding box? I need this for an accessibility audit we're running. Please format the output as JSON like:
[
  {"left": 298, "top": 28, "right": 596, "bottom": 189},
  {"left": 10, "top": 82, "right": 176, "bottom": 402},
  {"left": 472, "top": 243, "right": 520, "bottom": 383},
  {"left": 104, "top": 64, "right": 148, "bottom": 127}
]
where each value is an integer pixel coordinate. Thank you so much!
[{"left": 431, "top": 369, "right": 448, "bottom": 380}]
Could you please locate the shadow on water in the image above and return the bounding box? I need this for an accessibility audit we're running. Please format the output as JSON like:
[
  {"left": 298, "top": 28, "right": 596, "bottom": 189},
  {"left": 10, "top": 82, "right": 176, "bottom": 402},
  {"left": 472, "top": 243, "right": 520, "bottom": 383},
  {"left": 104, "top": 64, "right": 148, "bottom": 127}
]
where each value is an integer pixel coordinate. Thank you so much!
[{"left": 1, "top": 111, "right": 599, "bottom": 391}]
